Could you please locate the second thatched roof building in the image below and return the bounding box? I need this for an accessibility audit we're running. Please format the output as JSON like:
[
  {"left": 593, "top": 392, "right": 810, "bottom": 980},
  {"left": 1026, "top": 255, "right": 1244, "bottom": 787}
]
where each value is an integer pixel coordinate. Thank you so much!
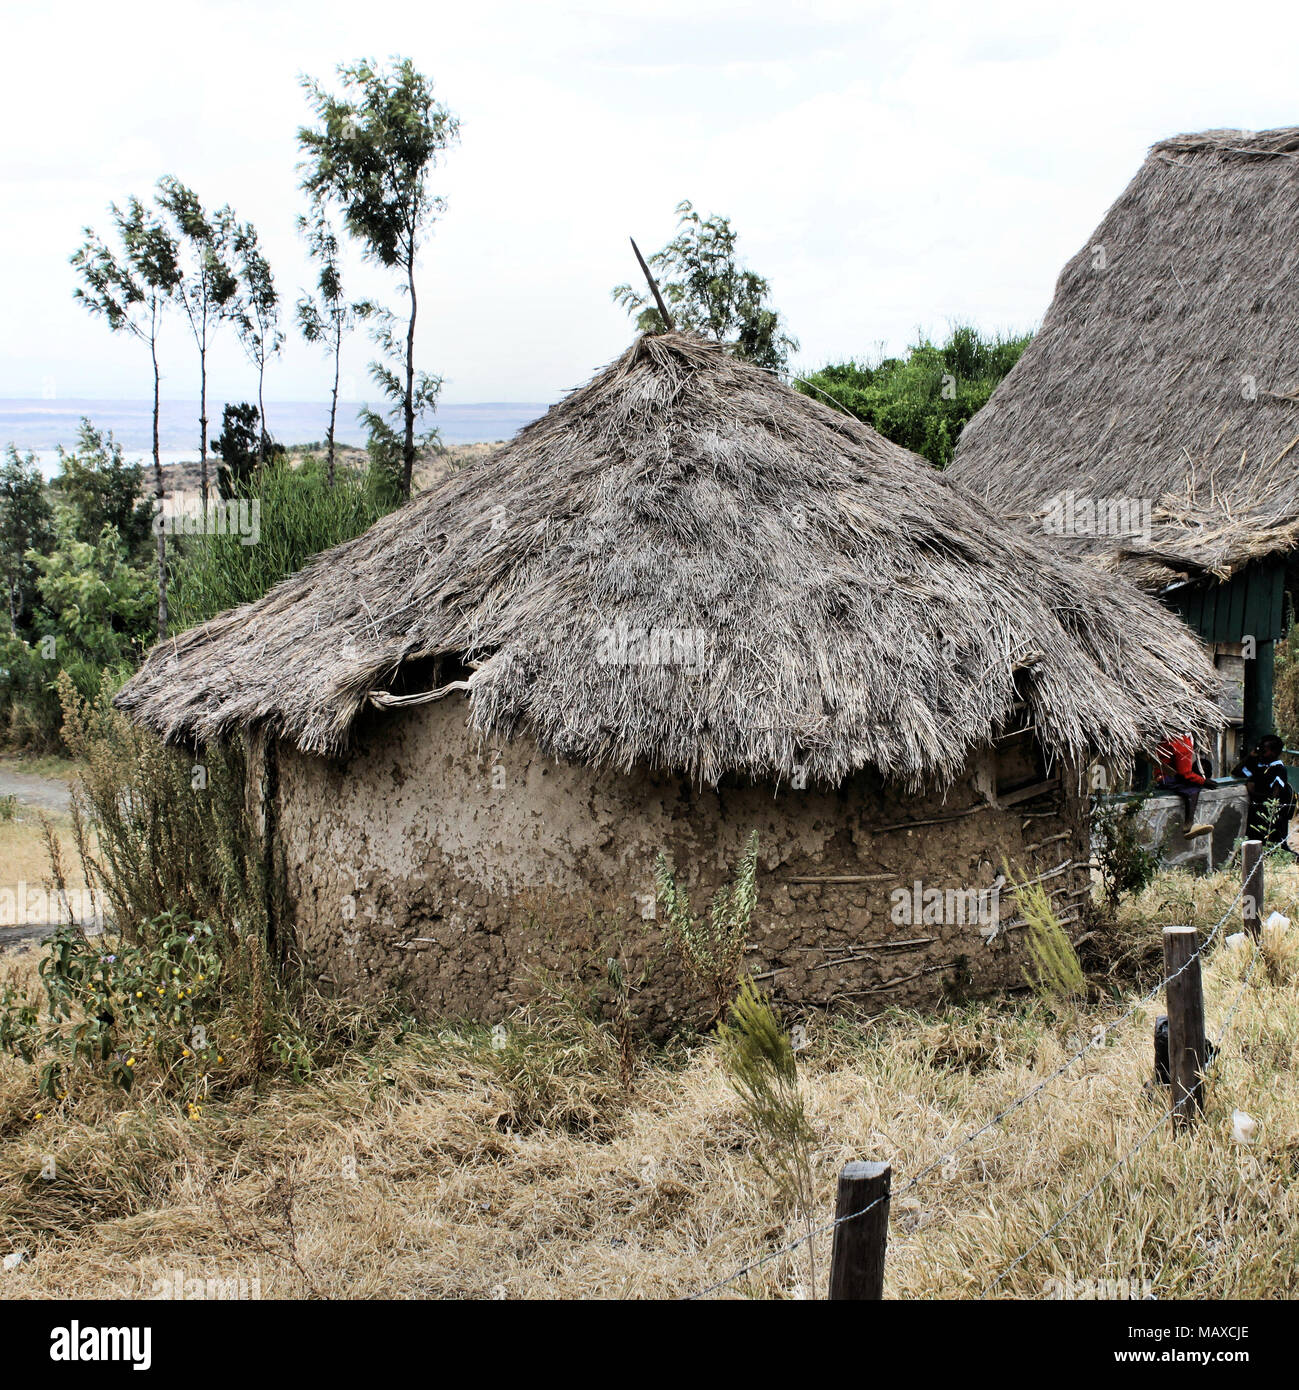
[{"left": 952, "top": 126, "right": 1299, "bottom": 767}]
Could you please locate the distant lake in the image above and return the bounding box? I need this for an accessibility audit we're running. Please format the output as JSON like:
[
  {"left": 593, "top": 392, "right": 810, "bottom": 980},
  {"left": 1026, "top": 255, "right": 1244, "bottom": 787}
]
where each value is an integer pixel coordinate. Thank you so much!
[{"left": 0, "top": 398, "right": 552, "bottom": 475}]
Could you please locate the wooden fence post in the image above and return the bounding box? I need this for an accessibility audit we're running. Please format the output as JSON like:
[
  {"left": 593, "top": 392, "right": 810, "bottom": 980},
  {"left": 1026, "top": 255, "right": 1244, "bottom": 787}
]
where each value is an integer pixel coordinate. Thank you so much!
[
  {"left": 1163, "top": 926, "right": 1207, "bottom": 1132},
  {"left": 828, "top": 1160, "right": 890, "bottom": 1299},
  {"left": 1242, "top": 839, "right": 1264, "bottom": 938}
]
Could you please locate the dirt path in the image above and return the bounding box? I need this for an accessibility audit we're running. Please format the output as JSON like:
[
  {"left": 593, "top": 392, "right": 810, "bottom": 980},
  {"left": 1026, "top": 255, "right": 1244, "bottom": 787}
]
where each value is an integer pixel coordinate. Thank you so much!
[{"left": 0, "top": 766, "right": 72, "bottom": 815}]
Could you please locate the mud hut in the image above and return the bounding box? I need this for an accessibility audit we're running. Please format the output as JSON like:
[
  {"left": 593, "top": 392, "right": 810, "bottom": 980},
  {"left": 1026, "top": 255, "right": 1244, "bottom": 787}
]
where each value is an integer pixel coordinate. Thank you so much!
[
  {"left": 952, "top": 126, "right": 1299, "bottom": 762},
  {"left": 116, "top": 331, "right": 1221, "bottom": 1022}
]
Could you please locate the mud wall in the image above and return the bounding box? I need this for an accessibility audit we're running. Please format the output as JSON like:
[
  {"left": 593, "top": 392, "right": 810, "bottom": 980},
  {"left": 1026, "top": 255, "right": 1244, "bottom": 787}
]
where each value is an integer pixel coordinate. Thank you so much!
[{"left": 265, "top": 699, "right": 1090, "bottom": 1026}]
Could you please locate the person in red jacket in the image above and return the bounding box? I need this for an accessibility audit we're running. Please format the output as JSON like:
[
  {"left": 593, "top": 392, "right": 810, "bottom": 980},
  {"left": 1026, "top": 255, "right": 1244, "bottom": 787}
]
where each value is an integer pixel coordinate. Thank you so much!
[{"left": 1154, "top": 733, "right": 1214, "bottom": 839}]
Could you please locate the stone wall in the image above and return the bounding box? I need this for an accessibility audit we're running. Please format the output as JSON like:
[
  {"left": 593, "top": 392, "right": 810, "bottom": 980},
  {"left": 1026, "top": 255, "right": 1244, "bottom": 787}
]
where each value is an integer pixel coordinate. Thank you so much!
[
  {"left": 1135, "top": 784, "right": 1248, "bottom": 873},
  {"left": 262, "top": 699, "right": 1091, "bottom": 1027}
]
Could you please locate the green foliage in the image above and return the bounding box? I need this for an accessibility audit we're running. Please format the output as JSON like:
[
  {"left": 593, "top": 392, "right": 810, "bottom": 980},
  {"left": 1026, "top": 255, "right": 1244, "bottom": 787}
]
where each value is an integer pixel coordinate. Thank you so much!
[
  {"left": 299, "top": 56, "right": 459, "bottom": 499},
  {"left": 1092, "top": 793, "right": 1160, "bottom": 909},
  {"left": 796, "top": 324, "right": 1032, "bottom": 466},
  {"left": 654, "top": 829, "right": 760, "bottom": 1023},
  {"left": 70, "top": 195, "right": 181, "bottom": 344},
  {"left": 51, "top": 419, "right": 153, "bottom": 557},
  {"left": 0, "top": 916, "right": 228, "bottom": 1098},
  {"left": 297, "top": 209, "right": 360, "bottom": 483},
  {"left": 212, "top": 402, "right": 283, "bottom": 498},
  {"left": 155, "top": 177, "right": 240, "bottom": 335},
  {"left": 0, "top": 516, "right": 154, "bottom": 749},
  {"left": 613, "top": 200, "right": 798, "bottom": 373},
  {"left": 717, "top": 977, "right": 818, "bottom": 1289},
  {"left": 359, "top": 394, "right": 418, "bottom": 506},
  {"left": 0, "top": 444, "right": 54, "bottom": 632},
  {"left": 168, "top": 456, "right": 390, "bottom": 628}
]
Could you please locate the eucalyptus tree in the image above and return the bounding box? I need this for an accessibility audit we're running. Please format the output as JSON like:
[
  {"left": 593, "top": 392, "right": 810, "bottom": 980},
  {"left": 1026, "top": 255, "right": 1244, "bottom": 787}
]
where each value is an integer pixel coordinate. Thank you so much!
[
  {"left": 232, "top": 221, "right": 283, "bottom": 463},
  {"left": 296, "top": 210, "right": 359, "bottom": 487},
  {"left": 156, "top": 177, "right": 239, "bottom": 504},
  {"left": 298, "top": 57, "right": 459, "bottom": 501},
  {"left": 70, "top": 198, "right": 180, "bottom": 636}
]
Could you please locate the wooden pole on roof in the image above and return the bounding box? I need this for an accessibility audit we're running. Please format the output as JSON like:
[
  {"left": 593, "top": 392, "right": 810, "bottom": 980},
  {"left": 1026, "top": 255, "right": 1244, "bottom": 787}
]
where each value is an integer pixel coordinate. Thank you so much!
[{"left": 629, "top": 237, "right": 675, "bottom": 332}]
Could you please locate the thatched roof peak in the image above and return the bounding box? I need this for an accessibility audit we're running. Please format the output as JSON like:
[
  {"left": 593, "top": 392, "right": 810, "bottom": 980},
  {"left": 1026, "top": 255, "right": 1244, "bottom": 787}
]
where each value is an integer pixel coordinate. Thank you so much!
[
  {"left": 116, "top": 330, "right": 1222, "bottom": 786},
  {"left": 952, "top": 125, "right": 1299, "bottom": 585}
]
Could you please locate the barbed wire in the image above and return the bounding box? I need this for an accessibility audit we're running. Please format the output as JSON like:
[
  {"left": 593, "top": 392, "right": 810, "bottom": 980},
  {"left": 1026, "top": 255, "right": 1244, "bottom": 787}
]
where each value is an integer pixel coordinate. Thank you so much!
[{"left": 684, "top": 854, "right": 1266, "bottom": 1300}]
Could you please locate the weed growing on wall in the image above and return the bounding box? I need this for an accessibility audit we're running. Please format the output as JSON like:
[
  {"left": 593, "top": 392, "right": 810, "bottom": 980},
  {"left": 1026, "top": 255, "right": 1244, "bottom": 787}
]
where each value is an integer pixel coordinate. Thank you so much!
[{"left": 654, "top": 829, "right": 759, "bottom": 1024}]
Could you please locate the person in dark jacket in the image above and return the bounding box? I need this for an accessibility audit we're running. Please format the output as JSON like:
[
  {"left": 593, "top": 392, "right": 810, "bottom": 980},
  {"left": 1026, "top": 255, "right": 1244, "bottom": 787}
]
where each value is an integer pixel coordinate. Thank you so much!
[{"left": 1233, "top": 734, "right": 1296, "bottom": 847}]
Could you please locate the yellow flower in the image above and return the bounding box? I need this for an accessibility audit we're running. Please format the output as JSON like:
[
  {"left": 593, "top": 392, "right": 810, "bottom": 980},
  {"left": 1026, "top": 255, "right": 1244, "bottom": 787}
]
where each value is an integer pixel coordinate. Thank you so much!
[
  {"left": 34, "top": 1112, "right": 43, "bottom": 1120},
  {"left": 135, "top": 991, "right": 143, "bottom": 998},
  {"left": 126, "top": 1057, "right": 135, "bottom": 1067},
  {"left": 182, "top": 1049, "right": 191, "bottom": 1058}
]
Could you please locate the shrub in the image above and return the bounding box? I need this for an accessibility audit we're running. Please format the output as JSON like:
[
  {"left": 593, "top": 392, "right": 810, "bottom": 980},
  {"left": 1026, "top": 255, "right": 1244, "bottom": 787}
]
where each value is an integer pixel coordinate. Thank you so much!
[
  {"left": 796, "top": 325, "right": 1032, "bottom": 467},
  {"left": 1006, "top": 860, "right": 1086, "bottom": 1002},
  {"left": 0, "top": 516, "right": 153, "bottom": 751},
  {"left": 1092, "top": 793, "right": 1160, "bottom": 909},
  {"left": 654, "top": 829, "right": 760, "bottom": 1024}
]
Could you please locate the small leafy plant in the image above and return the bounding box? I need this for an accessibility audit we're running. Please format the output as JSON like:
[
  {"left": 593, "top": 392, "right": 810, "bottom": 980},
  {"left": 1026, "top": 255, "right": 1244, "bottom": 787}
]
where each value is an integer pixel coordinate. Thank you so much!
[
  {"left": 0, "top": 915, "right": 226, "bottom": 1099},
  {"left": 1092, "top": 792, "right": 1159, "bottom": 908},
  {"left": 654, "top": 829, "right": 760, "bottom": 1024}
]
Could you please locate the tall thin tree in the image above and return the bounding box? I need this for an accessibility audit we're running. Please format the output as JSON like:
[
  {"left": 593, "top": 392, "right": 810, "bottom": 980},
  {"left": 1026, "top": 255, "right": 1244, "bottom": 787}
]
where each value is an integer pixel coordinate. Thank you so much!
[
  {"left": 296, "top": 210, "right": 359, "bottom": 487},
  {"left": 71, "top": 198, "right": 180, "bottom": 637},
  {"left": 232, "top": 221, "right": 283, "bottom": 463},
  {"left": 156, "top": 177, "right": 239, "bottom": 505},
  {"left": 298, "top": 57, "right": 459, "bottom": 501}
]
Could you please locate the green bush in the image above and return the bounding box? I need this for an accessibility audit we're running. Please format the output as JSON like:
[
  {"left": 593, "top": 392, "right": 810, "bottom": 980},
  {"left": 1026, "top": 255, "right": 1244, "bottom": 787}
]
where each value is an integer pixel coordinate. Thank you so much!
[
  {"left": 0, "top": 517, "right": 154, "bottom": 750},
  {"left": 1092, "top": 793, "right": 1159, "bottom": 909},
  {"left": 796, "top": 324, "right": 1032, "bottom": 467}
]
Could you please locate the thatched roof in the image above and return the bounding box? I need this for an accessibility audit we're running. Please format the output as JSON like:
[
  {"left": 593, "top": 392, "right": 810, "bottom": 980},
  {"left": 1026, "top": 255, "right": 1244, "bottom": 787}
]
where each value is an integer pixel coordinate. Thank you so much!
[
  {"left": 952, "top": 126, "right": 1299, "bottom": 586},
  {"left": 116, "top": 331, "right": 1222, "bottom": 788}
]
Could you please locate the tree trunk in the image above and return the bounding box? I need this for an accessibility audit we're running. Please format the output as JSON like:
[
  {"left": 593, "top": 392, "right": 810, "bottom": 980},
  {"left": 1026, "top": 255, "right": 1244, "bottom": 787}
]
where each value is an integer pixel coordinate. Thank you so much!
[
  {"left": 257, "top": 356, "right": 267, "bottom": 466},
  {"left": 151, "top": 317, "right": 168, "bottom": 639},
  {"left": 327, "top": 325, "right": 340, "bottom": 489},
  {"left": 403, "top": 261, "right": 417, "bottom": 501},
  {"left": 198, "top": 332, "right": 209, "bottom": 507}
]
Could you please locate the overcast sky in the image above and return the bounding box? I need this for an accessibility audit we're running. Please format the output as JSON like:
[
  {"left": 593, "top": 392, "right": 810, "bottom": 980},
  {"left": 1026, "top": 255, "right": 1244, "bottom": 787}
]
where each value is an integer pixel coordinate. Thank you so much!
[{"left": 3, "top": 0, "right": 1297, "bottom": 409}]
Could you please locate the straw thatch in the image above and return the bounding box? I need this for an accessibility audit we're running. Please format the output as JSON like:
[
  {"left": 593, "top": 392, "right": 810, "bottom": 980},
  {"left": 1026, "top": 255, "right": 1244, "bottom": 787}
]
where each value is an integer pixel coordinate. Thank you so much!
[
  {"left": 952, "top": 126, "right": 1299, "bottom": 585},
  {"left": 115, "top": 331, "right": 1222, "bottom": 787}
]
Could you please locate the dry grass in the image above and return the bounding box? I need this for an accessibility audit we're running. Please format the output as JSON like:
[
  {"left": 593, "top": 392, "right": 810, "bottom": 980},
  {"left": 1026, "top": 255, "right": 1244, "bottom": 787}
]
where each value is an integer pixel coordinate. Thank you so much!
[
  {"left": 0, "top": 811, "right": 87, "bottom": 894},
  {"left": 1, "top": 862, "right": 1297, "bottom": 1301}
]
